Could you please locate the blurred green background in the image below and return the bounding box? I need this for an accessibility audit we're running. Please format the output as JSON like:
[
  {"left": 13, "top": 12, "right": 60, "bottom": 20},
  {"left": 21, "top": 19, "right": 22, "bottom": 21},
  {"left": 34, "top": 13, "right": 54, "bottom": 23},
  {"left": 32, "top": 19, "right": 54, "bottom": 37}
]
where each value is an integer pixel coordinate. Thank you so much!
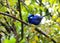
[{"left": 0, "top": 0, "right": 60, "bottom": 43}]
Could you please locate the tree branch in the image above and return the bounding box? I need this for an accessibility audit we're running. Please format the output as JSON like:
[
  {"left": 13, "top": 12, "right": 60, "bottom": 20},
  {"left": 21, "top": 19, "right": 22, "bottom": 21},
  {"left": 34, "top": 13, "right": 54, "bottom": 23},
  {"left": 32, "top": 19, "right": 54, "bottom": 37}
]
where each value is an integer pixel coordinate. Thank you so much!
[
  {"left": 0, "top": 12, "right": 28, "bottom": 25},
  {"left": 0, "top": 12, "right": 56, "bottom": 43},
  {"left": 35, "top": 28, "right": 56, "bottom": 43}
]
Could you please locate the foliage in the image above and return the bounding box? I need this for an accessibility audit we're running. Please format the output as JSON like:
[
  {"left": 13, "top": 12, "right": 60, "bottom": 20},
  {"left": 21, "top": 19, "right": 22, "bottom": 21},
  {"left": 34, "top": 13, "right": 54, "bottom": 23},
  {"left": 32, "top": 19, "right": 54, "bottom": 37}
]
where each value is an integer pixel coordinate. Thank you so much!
[{"left": 0, "top": 0, "right": 60, "bottom": 43}]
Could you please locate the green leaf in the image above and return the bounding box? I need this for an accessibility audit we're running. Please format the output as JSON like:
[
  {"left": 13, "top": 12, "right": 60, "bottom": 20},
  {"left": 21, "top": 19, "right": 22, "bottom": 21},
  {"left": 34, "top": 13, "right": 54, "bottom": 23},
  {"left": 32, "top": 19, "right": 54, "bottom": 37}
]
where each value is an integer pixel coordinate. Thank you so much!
[
  {"left": 10, "top": 36, "right": 16, "bottom": 43},
  {"left": 20, "top": 39, "right": 26, "bottom": 43},
  {"left": 9, "top": 0, "right": 17, "bottom": 6},
  {"left": 0, "top": 6, "right": 7, "bottom": 12},
  {"left": 3, "top": 39, "right": 10, "bottom": 43}
]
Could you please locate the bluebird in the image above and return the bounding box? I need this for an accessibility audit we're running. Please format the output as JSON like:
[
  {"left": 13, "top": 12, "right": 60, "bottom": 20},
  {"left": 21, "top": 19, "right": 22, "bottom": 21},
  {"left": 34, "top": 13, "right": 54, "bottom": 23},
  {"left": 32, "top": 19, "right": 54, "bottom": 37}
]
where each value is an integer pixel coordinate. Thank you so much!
[{"left": 28, "top": 14, "right": 43, "bottom": 25}]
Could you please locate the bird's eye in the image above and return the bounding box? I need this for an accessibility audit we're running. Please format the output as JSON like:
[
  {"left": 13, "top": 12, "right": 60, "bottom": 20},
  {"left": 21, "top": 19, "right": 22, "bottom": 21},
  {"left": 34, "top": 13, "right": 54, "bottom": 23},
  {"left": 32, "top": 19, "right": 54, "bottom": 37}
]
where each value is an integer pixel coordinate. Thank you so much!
[{"left": 30, "top": 17, "right": 33, "bottom": 19}]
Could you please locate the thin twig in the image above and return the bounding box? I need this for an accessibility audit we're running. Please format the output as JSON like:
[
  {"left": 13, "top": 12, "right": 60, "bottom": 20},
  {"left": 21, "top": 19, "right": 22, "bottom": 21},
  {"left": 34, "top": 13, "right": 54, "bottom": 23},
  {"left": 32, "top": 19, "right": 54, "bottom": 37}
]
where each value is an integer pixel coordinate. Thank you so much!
[
  {"left": 0, "top": 34, "right": 2, "bottom": 43},
  {"left": 0, "top": 21, "right": 20, "bottom": 42},
  {"left": 0, "top": 21, "right": 11, "bottom": 33},
  {"left": 18, "top": 0, "right": 24, "bottom": 40},
  {"left": 11, "top": 22, "right": 20, "bottom": 43},
  {"left": 0, "top": 31, "right": 8, "bottom": 36},
  {"left": 6, "top": 0, "right": 10, "bottom": 8},
  {"left": 3, "top": 17, "right": 16, "bottom": 33},
  {"left": 4, "top": 17, "right": 9, "bottom": 25}
]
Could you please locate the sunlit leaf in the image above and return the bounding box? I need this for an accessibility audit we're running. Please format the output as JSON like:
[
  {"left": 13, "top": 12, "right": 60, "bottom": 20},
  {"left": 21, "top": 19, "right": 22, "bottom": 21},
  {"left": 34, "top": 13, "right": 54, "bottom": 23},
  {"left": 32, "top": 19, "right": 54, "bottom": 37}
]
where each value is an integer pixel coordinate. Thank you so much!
[
  {"left": 3, "top": 39, "right": 10, "bottom": 43},
  {"left": 56, "top": 17, "right": 60, "bottom": 23},
  {"left": 10, "top": 36, "right": 16, "bottom": 43},
  {"left": 9, "top": 0, "right": 17, "bottom": 6},
  {"left": 31, "top": 40, "right": 36, "bottom": 43},
  {"left": 52, "top": 15, "right": 57, "bottom": 20},
  {"left": 34, "top": 35, "right": 39, "bottom": 41},
  {"left": 25, "top": 0, "right": 31, "bottom": 5}
]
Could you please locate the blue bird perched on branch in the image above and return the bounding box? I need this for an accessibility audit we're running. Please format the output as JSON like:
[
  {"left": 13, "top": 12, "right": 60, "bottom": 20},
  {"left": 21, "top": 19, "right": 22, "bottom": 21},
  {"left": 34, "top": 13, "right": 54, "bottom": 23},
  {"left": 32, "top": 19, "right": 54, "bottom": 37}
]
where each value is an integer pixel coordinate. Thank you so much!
[{"left": 28, "top": 14, "right": 43, "bottom": 25}]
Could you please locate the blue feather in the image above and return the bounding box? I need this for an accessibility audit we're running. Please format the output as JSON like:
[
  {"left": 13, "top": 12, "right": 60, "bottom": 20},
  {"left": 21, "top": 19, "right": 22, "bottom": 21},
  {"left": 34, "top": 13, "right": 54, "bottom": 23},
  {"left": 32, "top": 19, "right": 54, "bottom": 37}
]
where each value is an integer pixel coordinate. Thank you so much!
[{"left": 28, "top": 14, "right": 43, "bottom": 25}]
